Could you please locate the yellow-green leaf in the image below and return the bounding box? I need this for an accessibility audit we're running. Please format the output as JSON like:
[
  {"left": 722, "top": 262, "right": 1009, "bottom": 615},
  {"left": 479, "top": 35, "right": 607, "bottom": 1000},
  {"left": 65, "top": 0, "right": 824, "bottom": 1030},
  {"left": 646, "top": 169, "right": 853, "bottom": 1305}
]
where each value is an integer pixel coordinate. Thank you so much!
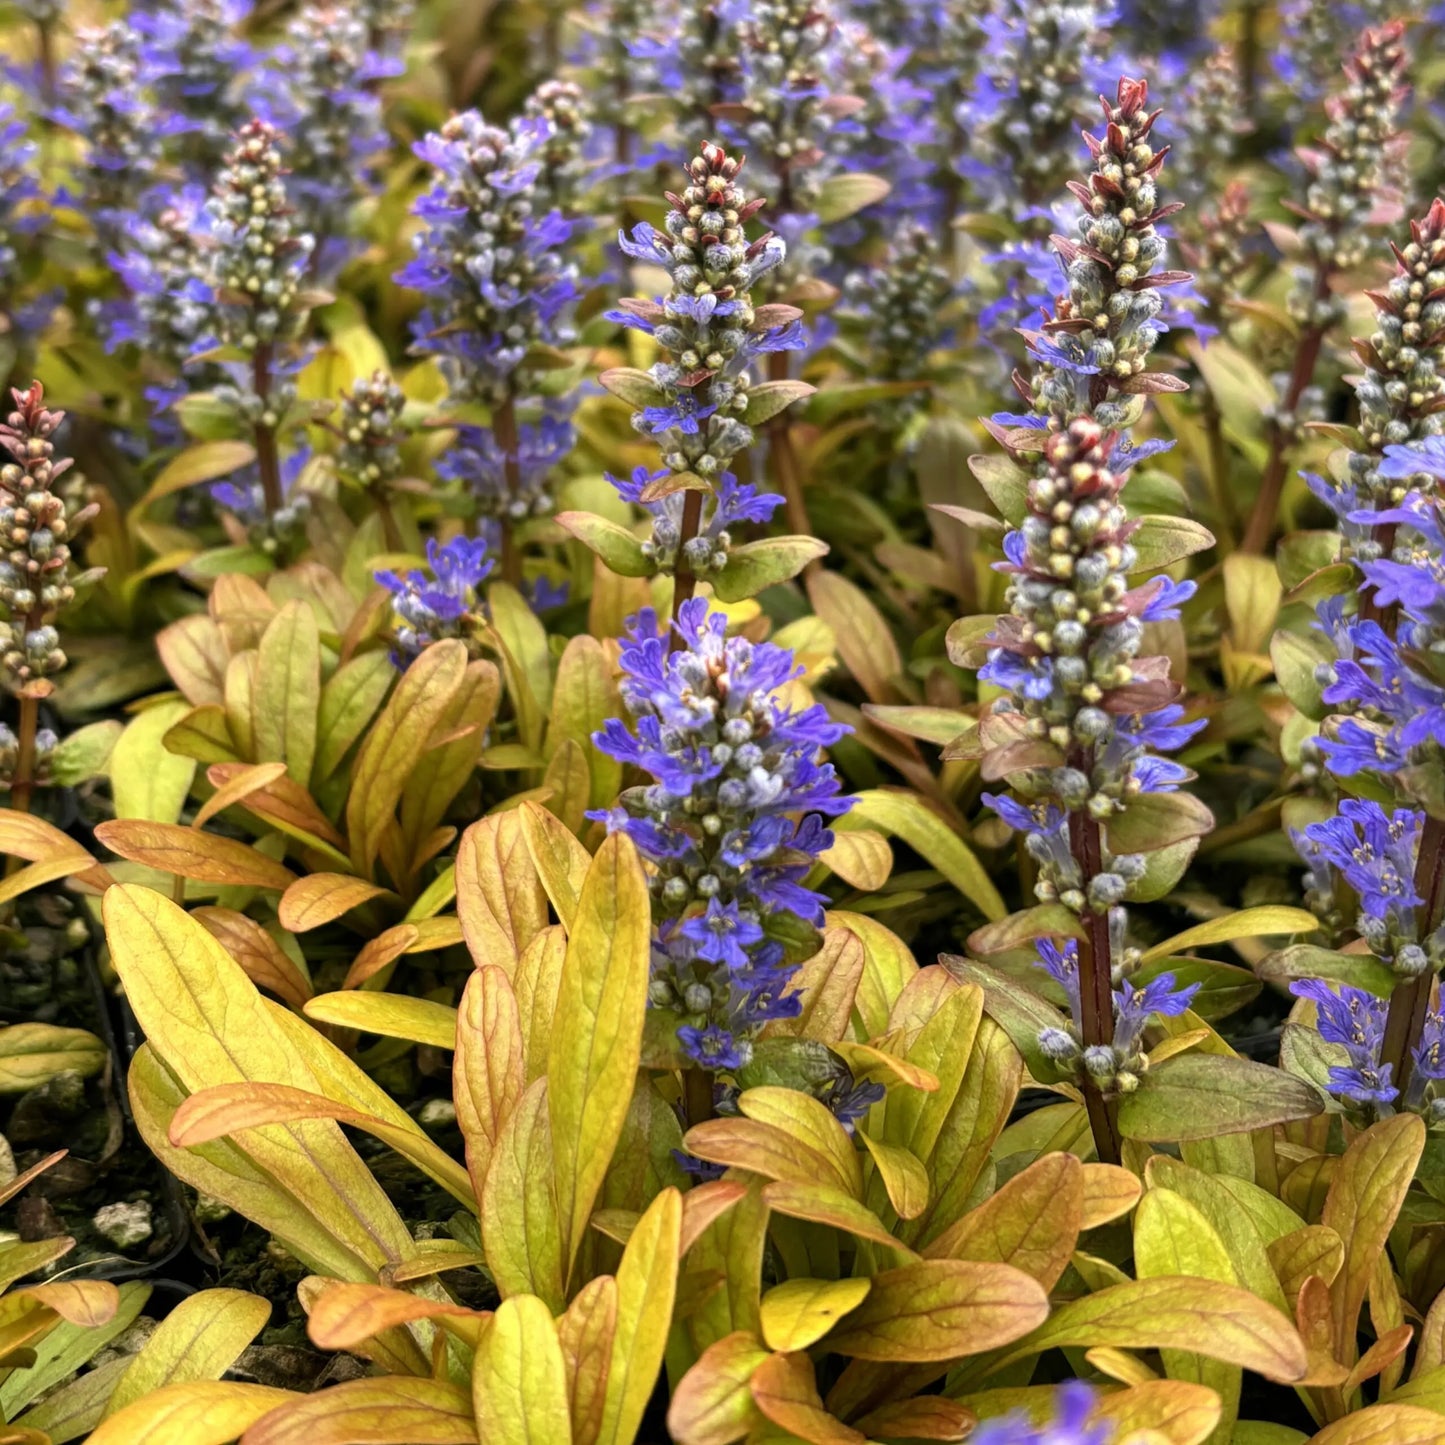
[
  {"left": 548, "top": 832, "right": 651, "bottom": 1285},
  {"left": 481, "top": 1077, "right": 565, "bottom": 1310},
  {"left": 472, "top": 1294, "right": 570, "bottom": 1444},
  {"left": 1141, "top": 907, "right": 1320, "bottom": 965},
  {"left": 313, "top": 651, "right": 395, "bottom": 786},
  {"left": 110, "top": 699, "right": 197, "bottom": 824},
  {"left": 597, "top": 1186, "right": 683, "bottom": 1445},
  {"left": 86, "top": 1382, "right": 292, "bottom": 1445},
  {"left": 737, "top": 1087, "right": 863, "bottom": 1198},
  {"left": 143, "top": 440, "right": 258, "bottom": 505},
  {"left": 998, "top": 1276, "right": 1308, "bottom": 1383},
  {"left": 105, "top": 1289, "right": 271, "bottom": 1417},
  {"left": 558, "top": 1275, "right": 617, "bottom": 1445},
  {"left": 253, "top": 601, "right": 320, "bottom": 787},
  {"left": 103, "top": 885, "right": 416, "bottom": 1276},
  {"left": 761, "top": 1279, "right": 872, "bottom": 1352},
  {"left": 241, "top": 1377, "right": 478, "bottom": 1445},
  {"left": 0, "top": 1024, "right": 106, "bottom": 1093},
  {"left": 519, "top": 798, "right": 591, "bottom": 930},
  {"left": 763, "top": 1180, "right": 920, "bottom": 1258},
  {"left": 303, "top": 992, "right": 458, "bottom": 1050},
  {"left": 346, "top": 639, "right": 467, "bottom": 877},
  {"left": 858, "top": 1133, "right": 930, "bottom": 1221}
]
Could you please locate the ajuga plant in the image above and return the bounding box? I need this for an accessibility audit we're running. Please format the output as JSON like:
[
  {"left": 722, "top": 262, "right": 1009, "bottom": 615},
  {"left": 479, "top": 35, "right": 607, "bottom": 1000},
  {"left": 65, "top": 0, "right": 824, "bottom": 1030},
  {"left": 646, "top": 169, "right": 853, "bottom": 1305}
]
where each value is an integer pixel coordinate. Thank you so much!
[
  {"left": 0, "top": 385, "right": 99, "bottom": 813},
  {"left": 1240, "top": 21, "right": 1409, "bottom": 553},
  {"left": 399, "top": 107, "right": 580, "bottom": 580},
  {"left": 954, "top": 78, "right": 1222, "bottom": 1166}
]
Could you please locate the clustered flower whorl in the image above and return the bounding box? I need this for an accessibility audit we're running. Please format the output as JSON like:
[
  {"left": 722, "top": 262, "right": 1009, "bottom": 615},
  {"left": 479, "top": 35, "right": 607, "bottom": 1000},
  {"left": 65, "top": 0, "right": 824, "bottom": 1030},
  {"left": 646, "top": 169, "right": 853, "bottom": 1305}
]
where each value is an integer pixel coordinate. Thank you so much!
[
  {"left": 1287, "top": 22, "right": 1408, "bottom": 335},
  {"left": 398, "top": 111, "right": 578, "bottom": 405},
  {"left": 1310, "top": 199, "right": 1445, "bottom": 554},
  {"left": 1022, "top": 77, "right": 1190, "bottom": 429},
  {"left": 336, "top": 370, "right": 410, "bottom": 495},
  {"left": 205, "top": 120, "right": 315, "bottom": 351},
  {"left": 377, "top": 535, "right": 493, "bottom": 665},
  {"left": 608, "top": 140, "right": 804, "bottom": 501},
  {"left": 591, "top": 598, "right": 851, "bottom": 1074}
]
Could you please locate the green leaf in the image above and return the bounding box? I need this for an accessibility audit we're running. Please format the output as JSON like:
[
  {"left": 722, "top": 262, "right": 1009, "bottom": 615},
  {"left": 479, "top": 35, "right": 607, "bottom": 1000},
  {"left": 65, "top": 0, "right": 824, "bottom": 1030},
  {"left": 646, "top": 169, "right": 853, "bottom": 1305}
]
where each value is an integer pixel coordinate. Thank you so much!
[
  {"left": 1117, "top": 1054, "right": 1324, "bottom": 1142},
  {"left": 1140, "top": 907, "right": 1321, "bottom": 965},
  {"left": 1129, "top": 515, "right": 1216, "bottom": 572},
  {"left": 313, "top": 651, "right": 395, "bottom": 786},
  {"left": 940, "top": 955, "right": 1068, "bottom": 1082},
  {"left": 860, "top": 705, "right": 973, "bottom": 748},
  {"left": 743, "top": 379, "right": 816, "bottom": 426},
  {"left": 46, "top": 720, "right": 123, "bottom": 786},
  {"left": 1257, "top": 945, "right": 1395, "bottom": 997},
  {"left": 597, "top": 366, "right": 665, "bottom": 409},
  {"left": 548, "top": 833, "right": 652, "bottom": 1288},
  {"left": 471, "top": 1295, "right": 571, "bottom": 1445},
  {"left": 1271, "top": 628, "right": 1330, "bottom": 720},
  {"left": 710, "top": 536, "right": 828, "bottom": 602},
  {"left": 1126, "top": 838, "right": 1199, "bottom": 903},
  {"left": 1107, "top": 791, "right": 1215, "bottom": 853},
  {"left": 814, "top": 171, "right": 891, "bottom": 223},
  {"left": 555, "top": 511, "right": 653, "bottom": 578}
]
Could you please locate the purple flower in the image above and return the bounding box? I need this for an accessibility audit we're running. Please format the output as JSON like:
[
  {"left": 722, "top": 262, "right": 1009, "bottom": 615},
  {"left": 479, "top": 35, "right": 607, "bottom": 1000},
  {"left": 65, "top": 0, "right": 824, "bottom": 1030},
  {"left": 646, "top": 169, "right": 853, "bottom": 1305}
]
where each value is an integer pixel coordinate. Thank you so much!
[
  {"left": 375, "top": 534, "right": 493, "bottom": 664},
  {"left": 972, "top": 1381, "right": 1112, "bottom": 1445}
]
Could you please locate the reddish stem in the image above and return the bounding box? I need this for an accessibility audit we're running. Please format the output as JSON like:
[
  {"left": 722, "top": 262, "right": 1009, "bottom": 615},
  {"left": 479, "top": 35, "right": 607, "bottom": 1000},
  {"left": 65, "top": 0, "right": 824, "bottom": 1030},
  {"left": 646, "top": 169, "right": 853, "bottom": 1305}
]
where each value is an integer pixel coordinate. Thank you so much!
[
  {"left": 1380, "top": 814, "right": 1445, "bottom": 1096},
  {"left": 252, "top": 344, "right": 283, "bottom": 517}
]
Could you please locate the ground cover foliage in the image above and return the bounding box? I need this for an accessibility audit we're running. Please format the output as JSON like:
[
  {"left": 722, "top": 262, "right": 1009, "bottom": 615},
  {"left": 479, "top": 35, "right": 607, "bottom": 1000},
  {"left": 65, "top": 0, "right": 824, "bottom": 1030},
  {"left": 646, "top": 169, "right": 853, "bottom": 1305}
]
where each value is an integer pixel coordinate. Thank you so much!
[{"left": 8, "top": 1, "right": 1445, "bottom": 1442}]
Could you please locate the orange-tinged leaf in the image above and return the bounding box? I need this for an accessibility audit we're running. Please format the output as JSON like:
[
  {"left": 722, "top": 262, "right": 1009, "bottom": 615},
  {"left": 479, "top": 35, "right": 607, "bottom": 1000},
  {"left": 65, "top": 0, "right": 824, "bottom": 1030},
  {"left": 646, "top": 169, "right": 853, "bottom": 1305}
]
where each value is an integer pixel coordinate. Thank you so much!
[
  {"left": 193, "top": 907, "right": 312, "bottom": 1008},
  {"left": 761, "top": 1279, "right": 872, "bottom": 1352},
  {"left": 346, "top": 639, "right": 468, "bottom": 877},
  {"left": 0, "top": 813, "right": 111, "bottom": 892},
  {"left": 455, "top": 966, "right": 524, "bottom": 1200},
  {"left": 0, "top": 849, "right": 104, "bottom": 908},
  {"left": 519, "top": 799, "right": 591, "bottom": 930},
  {"left": 193, "top": 763, "right": 289, "bottom": 829},
  {"left": 1344, "top": 1323, "right": 1413, "bottom": 1392},
  {"left": 1091, "top": 1380, "right": 1222, "bottom": 1445},
  {"left": 240, "top": 1377, "right": 478, "bottom": 1444},
  {"left": 1081, "top": 1164, "right": 1143, "bottom": 1229},
  {"left": 762, "top": 928, "right": 865, "bottom": 1044},
  {"left": 471, "top": 1293, "right": 570, "bottom": 1444},
  {"left": 762, "top": 1180, "right": 921, "bottom": 1259},
  {"left": 548, "top": 832, "right": 651, "bottom": 1285},
  {"left": 1000, "top": 1276, "right": 1309, "bottom": 1384},
  {"left": 1308, "top": 1404, "right": 1445, "bottom": 1444},
  {"left": 20, "top": 1280, "right": 119, "bottom": 1328},
  {"left": 1322, "top": 1114, "right": 1425, "bottom": 1364},
  {"left": 87, "top": 1381, "right": 292, "bottom": 1445},
  {"left": 851, "top": 1398, "right": 975, "bottom": 1441},
  {"left": 737, "top": 1087, "right": 863, "bottom": 1198},
  {"left": 824, "top": 1259, "right": 1047, "bottom": 1362},
  {"left": 206, "top": 762, "right": 348, "bottom": 851},
  {"left": 169, "top": 1080, "right": 474, "bottom": 1207},
  {"left": 279, "top": 874, "right": 390, "bottom": 932},
  {"left": 749, "top": 1351, "right": 865, "bottom": 1444},
  {"left": 144, "top": 439, "right": 258, "bottom": 505},
  {"left": 683, "top": 1180, "right": 750, "bottom": 1253},
  {"left": 306, "top": 1281, "right": 489, "bottom": 1352},
  {"left": 0, "top": 1150, "right": 66, "bottom": 1208},
  {"left": 342, "top": 924, "right": 419, "bottom": 988},
  {"left": 559, "top": 1276, "right": 617, "bottom": 1445},
  {"left": 923, "top": 1152, "right": 1081, "bottom": 1291},
  {"left": 684, "top": 1118, "right": 846, "bottom": 1190},
  {"left": 456, "top": 811, "right": 547, "bottom": 973},
  {"left": 480, "top": 1077, "right": 565, "bottom": 1311},
  {"left": 597, "top": 1186, "right": 683, "bottom": 1445},
  {"left": 667, "top": 1331, "right": 768, "bottom": 1445},
  {"left": 94, "top": 819, "right": 295, "bottom": 890}
]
